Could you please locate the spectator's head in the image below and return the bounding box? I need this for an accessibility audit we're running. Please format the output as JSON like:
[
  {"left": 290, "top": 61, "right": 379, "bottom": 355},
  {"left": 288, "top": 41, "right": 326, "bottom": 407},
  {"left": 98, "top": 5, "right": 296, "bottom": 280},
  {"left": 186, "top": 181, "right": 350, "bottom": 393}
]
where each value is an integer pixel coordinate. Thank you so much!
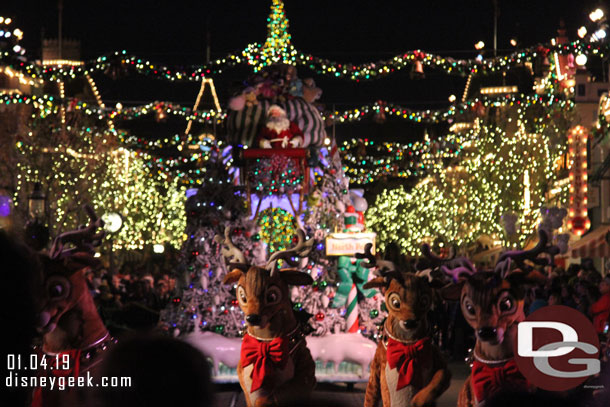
[
  {"left": 0, "top": 230, "right": 43, "bottom": 406},
  {"left": 98, "top": 335, "right": 212, "bottom": 407},
  {"left": 168, "top": 275, "right": 176, "bottom": 291},
  {"left": 585, "top": 269, "right": 603, "bottom": 285},
  {"left": 600, "top": 276, "right": 610, "bottom": 295},
  {"left": 155, "top": 279, "right": 168, "bottom": 296},
  {"left": 560, "top": 284, "right": 573, "bottom": 299},
  {"left": 548, "top": 291, "right": 561, "bottom": 306},
  {"left": 566, "top": 264, "right": 580, "bottom": 277},
  {"left": 111, "top": 274, "right": 122, "bottom": 289},
  {"left": 581, "top": 258, "right": 596, "bottom": 272},
  {"left": 141, "top": 274, "right": 154, "bottom": 290}
]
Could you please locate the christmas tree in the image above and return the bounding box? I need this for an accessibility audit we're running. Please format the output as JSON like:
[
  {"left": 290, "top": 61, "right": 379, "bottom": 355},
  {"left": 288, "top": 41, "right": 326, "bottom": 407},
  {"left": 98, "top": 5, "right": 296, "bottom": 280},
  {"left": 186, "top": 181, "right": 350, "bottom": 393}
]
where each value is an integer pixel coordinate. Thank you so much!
[{"left": 159, "top": 149, "right": 266, "bottom": 337}]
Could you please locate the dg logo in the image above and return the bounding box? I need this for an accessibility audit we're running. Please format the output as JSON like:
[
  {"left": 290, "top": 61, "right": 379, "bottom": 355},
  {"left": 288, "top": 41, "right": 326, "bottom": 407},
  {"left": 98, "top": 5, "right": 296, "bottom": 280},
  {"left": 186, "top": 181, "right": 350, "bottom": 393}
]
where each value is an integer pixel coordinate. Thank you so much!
[{"left": 515, "top": 305, "right": 601, "bottom": 391}]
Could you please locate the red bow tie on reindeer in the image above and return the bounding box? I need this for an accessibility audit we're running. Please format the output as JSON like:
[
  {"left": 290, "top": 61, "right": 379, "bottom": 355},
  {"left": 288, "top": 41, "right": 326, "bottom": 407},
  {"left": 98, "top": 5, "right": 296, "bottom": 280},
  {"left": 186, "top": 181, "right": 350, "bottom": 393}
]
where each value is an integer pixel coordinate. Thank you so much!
[
  {"left": 216, "top": 227, "right": 316, "bottom": 407},
  {"left": 357, "top": 243, "right": 451, "bottom": 407},
  {"left": 432, "top": 229, "right": 556, "bottom": 407},
  {"left": 33, "top": 205, "right": 114, "bottom": 407}
]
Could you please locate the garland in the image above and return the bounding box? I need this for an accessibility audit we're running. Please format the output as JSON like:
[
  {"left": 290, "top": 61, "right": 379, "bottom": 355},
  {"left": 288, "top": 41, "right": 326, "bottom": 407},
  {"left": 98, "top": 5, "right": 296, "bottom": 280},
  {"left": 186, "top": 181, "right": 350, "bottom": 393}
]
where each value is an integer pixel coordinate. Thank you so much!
[
  {"left": 2, "top": 41, "right": 609, "bottom": 83},
  {"left": 0, "top": 92, "right": 573, "bottom": 125}
]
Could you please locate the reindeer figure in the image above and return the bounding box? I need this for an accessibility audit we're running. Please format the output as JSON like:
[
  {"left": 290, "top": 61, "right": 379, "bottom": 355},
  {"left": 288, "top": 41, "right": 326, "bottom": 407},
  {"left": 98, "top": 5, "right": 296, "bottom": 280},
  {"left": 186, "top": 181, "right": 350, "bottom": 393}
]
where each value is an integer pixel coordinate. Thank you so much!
[
  {"left": 33, "top": 205, "right": 114, "bottom": 407},
  {"left": 439, "top": 230, "right": 552, "bottom": 407},
  {"left": 359, "top": 244, "right": 451, "bottom": 407},
  {"left": 219, "top": 228, "right": 316, "bottom": 407}
]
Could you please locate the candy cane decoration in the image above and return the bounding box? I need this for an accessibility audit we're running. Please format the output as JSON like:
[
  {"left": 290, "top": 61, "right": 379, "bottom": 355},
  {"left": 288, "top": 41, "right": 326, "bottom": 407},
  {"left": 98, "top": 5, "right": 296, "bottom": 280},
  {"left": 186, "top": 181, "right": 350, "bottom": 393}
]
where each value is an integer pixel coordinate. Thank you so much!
[{"left": 346, "top": 283, "right": 359, "bottom": 333}]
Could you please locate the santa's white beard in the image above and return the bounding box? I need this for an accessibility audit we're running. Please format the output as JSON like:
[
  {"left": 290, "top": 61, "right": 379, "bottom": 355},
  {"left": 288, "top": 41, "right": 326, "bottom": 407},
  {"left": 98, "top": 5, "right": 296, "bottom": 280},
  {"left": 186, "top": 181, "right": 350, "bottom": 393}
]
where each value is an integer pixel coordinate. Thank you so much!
[{"left": 266, "top": 116, "right": 290, "bottom": 133}]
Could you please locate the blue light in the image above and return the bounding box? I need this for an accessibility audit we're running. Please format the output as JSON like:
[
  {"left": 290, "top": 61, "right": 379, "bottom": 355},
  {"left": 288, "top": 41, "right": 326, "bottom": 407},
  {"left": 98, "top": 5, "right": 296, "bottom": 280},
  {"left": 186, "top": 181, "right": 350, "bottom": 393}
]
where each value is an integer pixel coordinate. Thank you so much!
[
  {"left": 186, "top": 188, "right": 198, "bottom": 198},
  {"left": 0, "top": 196, "right": 12, "bottom": 217}
]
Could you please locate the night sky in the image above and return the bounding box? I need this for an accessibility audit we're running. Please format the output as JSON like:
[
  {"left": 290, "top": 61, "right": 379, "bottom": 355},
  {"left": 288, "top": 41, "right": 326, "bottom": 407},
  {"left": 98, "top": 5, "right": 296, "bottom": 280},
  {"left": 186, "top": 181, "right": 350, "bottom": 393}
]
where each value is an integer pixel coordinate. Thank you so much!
[{"left": 1, "top": 0, "right": 602, "bottom": 143}]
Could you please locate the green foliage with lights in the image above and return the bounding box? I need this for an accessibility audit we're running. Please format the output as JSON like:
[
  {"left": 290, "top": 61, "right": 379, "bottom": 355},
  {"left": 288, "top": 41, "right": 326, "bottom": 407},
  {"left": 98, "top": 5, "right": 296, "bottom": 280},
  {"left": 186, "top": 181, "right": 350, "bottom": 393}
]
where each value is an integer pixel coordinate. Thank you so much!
[
  {"left": 368, "top": 103, "right": 573, "bottom": 255},
  {"left": 13, "top": 114, "right": 186, "bottom": 249},
  {"left": 257, "top": 207, "right": 296, "bottom": 253},
  {"left": 91, "top": 148, "right": 186, "bottom": 250}
]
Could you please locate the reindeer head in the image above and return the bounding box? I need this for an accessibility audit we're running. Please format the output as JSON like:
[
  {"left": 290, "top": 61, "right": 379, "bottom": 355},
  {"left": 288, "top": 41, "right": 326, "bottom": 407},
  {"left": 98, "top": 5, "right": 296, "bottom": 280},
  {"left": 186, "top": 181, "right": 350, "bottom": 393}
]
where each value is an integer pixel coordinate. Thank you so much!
[
  {"left": 37, "top": 205, "right": 105, "bottom": 335},
  {"left": 359, "top": 243, "right": 433, "bottom": 341},
  {"left": 440, "top": 230, "right": 550, "bottom": 346},
  {"left": 218, "top": 228, "right": 313, "bottom": 335}
]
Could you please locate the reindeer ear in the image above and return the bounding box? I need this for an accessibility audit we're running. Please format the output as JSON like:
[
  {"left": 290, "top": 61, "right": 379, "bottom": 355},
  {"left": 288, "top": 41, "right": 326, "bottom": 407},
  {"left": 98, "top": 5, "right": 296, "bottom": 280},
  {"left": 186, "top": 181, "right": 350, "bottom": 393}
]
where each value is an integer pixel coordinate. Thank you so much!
[
  {"left": 279, "top": 270, "right": 313, "bottom": 286},
  {"left": 222, "top": 269, "right": 244, "bottom": 285},
  {"left": 363, "top": 276, "right": 387, "bottom": 289},
  {"left": 440, "top": 281, "right": 464, "bottom": 301}
]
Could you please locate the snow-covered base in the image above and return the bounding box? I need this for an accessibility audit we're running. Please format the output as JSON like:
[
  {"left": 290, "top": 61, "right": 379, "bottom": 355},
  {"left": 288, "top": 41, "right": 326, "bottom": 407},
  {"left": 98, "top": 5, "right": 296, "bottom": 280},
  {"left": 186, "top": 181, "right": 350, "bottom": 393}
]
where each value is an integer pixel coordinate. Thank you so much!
[{"left": 186, "top": 331, "right": 377, "bottom": 383}]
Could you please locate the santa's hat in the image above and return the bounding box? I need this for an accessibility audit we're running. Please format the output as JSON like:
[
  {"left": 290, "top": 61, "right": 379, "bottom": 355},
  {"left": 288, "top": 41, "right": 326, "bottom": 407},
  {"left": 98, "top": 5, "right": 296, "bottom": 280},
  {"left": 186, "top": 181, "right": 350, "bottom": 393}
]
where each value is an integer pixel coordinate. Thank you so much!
[{"left": 267, "top": 104, "right": 286, "bottom": 117}]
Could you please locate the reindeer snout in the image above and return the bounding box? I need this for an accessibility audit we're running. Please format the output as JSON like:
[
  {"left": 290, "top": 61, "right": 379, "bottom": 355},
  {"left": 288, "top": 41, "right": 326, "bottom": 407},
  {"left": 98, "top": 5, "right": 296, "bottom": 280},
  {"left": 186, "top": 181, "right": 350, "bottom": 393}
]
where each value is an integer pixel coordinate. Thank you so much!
[
  {"left": 246, "top": 314, "right": 262, "bottom": 326},
  {"left": 403, "top": 319, "right": 418, "bottom": 330},
  {"left": 477, "top": 327, "right": 498, "bottom": 341}
]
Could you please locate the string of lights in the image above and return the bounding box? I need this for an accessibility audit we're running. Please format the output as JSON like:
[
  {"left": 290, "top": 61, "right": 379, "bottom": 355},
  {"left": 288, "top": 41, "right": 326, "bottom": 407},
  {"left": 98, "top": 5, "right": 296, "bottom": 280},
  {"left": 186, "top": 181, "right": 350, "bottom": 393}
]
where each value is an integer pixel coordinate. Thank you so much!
[
  {"left": 4, "top": 41, "right": 608, "bottom": 82},
  {"left": 340, "top": 136, "right": 465, "bottom": 184},
  {"left": 0, "top": 92, "right": 574, "bottom": 126},
  {"left": 4, "top": 38, "right": 609, "bottom": 82}
]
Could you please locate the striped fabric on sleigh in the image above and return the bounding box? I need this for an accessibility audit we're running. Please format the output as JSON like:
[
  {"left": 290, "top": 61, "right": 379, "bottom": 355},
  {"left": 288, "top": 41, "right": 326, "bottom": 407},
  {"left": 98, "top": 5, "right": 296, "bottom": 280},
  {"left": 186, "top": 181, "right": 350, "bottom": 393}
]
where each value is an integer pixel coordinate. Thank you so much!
[{"left": 227, "top": 98, "right": 326, "bottom": 148}]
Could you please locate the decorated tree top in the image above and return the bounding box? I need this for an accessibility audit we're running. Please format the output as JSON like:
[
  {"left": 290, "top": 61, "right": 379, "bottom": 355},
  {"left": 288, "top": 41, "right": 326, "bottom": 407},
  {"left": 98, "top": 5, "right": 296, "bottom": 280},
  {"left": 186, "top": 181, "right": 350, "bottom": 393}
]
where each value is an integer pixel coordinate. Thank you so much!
[{"left": 254, "top": 0, "right": 296, "bottom": 69}]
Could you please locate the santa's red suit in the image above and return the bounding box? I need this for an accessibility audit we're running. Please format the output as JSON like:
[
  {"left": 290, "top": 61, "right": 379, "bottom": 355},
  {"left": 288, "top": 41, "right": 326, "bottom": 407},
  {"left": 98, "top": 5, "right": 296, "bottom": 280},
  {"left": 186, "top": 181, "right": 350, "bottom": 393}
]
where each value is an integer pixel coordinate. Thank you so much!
[{"left": 258, "top": 121, "right": 303, "bottom": 149}]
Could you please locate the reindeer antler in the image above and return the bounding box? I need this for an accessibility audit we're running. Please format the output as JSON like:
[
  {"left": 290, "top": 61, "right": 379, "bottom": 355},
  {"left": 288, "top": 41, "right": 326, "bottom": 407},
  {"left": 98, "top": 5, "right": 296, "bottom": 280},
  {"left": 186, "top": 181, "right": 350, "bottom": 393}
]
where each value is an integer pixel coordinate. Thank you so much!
[
  {"left": 356, "top": 243, "right": 397, "bottom": 274},
  {"left": 266, "top": 229, "right": 313, "bottom": 276},
  {"left": 420, "top": 243, "right": 475, "bottom": 282},
  {"left": 49, "top": 205, "right": 105, "bottom": 260},
  {"left": 214, "top": 226, "right": 247, "bottom": 269},
  {"left": 494, "top": 229, "right": 556, "bottom": 277}
]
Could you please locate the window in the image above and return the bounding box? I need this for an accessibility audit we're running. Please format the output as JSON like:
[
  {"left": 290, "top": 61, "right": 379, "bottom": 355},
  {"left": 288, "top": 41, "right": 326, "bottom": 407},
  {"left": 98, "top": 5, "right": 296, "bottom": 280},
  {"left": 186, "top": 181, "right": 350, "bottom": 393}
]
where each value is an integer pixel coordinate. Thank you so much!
[{"left": 578, "top": 84, "right": 586, "bottom": 96}]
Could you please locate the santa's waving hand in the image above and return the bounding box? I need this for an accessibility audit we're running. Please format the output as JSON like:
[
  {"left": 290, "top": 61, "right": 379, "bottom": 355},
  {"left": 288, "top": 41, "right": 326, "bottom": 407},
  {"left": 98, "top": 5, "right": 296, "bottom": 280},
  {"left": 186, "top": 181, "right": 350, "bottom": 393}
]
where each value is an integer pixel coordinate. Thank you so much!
[{"left": 258, "top": 105, "right": 304, "bottom": 149}]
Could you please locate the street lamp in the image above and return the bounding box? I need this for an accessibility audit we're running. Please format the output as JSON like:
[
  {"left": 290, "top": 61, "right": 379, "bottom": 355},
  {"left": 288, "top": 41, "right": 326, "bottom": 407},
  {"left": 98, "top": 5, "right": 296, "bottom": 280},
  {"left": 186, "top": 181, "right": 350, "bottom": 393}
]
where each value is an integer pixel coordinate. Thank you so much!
[
  {"left": 575, "top": 54, "right": 588, "bottom": 66},
  {"left": 25, "top": 182, "right": 49, "bottom": 251},
  {"left": 28, "top": 182, "right": 46, "bottom": 219},
  {"left": 590, "top": 8, "right": 604, "bottom": 23},
  {"left": 101, "top": 212, "right": 123, "bottom": 275},
  {"left": 593, "top": 28, "right": 607, "bottom": 41},
  {"left": 578, "top": 26, "right": 588, "bottom": 39},
  {"left": 101, "top": 212, "right": 123, "bottom": 234}
]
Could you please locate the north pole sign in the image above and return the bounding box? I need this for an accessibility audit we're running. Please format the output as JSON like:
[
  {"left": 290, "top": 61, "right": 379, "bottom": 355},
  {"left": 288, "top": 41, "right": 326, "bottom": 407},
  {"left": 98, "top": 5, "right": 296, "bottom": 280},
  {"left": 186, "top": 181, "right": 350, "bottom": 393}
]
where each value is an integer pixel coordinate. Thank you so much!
[
  {"left": 325, "top": 232, "right": 376, "bottom": 256},
  {"left": 567, "top": 126, "right": 591, "bottom": 236}
]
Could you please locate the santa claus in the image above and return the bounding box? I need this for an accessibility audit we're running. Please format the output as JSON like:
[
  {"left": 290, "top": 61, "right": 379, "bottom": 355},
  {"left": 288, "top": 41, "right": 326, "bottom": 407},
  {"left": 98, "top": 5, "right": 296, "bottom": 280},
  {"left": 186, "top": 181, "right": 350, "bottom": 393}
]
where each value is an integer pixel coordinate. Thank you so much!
[{"left": 258, "top": 104, "right": 303, "bottom": 149}]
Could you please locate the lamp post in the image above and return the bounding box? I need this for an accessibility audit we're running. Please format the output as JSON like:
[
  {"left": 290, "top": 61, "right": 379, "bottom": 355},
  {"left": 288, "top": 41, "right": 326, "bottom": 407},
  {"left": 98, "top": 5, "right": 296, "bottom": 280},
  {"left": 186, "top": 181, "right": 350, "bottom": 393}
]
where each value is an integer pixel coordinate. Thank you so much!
[
  {"left": 28, "top": 182, "right": 45, "bottom": 219},
  {"left": 25, "top": 182, "right": 49, "bottom": 250},
  {"left": 101, "top": 212, "right": 123, "bottom": 275}
]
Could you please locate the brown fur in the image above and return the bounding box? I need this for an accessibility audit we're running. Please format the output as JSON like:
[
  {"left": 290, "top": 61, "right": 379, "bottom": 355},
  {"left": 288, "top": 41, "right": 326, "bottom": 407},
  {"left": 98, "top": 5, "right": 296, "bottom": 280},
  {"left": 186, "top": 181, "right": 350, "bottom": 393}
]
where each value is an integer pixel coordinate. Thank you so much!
[
  {"left": 363, "top": 274, "right": 451, "bottom": 407},
  {"left": 224, "top": 266, "right": 316, "bottom": 407}
]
